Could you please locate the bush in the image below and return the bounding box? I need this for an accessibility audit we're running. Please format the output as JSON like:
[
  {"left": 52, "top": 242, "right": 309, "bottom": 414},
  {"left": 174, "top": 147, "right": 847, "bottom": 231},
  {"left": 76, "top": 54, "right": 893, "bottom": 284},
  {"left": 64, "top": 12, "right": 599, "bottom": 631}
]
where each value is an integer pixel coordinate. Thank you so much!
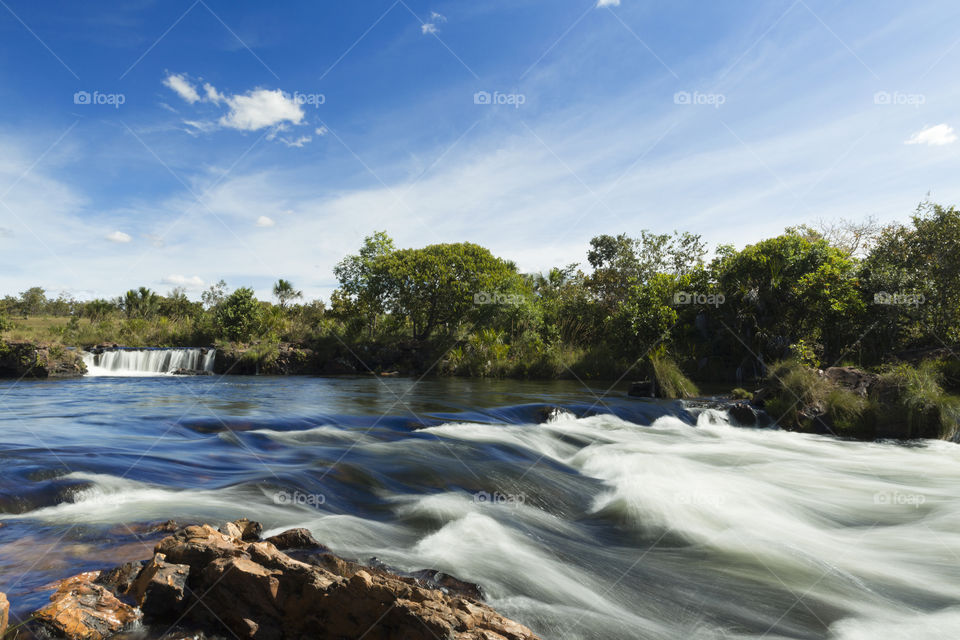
[
  {"left": 215, "top": 288, "right": 264, "bottom": 342},
  {"left": 731, "top": 387, "right": 753, "bottom": 400},
  {"left": 876, "top": 361, "right": 960, "bottom": 439},
  {"left": 763, "top": 360, "right": 867, "bottom": 433}
]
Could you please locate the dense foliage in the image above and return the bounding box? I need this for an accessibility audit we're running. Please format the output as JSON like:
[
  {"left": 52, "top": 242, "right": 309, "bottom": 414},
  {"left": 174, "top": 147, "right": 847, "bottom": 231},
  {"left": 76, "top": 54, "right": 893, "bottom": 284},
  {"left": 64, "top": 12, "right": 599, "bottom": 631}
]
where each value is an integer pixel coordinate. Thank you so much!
[{"left": 3, "top": 202, "right": 960, "bottom": 383}]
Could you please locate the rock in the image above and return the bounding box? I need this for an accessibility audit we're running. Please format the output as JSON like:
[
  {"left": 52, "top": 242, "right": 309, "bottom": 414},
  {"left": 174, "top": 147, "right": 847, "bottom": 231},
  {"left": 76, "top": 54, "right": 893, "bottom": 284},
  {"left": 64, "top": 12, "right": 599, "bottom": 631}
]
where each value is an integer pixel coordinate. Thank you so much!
[
  {"left": 628, "top": 380, "right": 659, "bottom": 398},
  {"left": 131, "top": 553, "right": 190, "bottom": 619},
  {"left": 0, "top": 341, "right": 87, "bottom": 379},
  {"left": 148, "top": 521, "right": 540, "bottom": 640},
  {"left": 1, "top": 592, "right": 9, "bottom": 638},
  {"left": 34, "top": 571, "right": 141, "bottom": 640},
  {"left": 233, "top": 518, "right": 262, "bottom": 541},
  {"left": 171, "top": 368, "right": 214, "bottom": 376},
  {"left": 264, "top": 528, "right": 327, "bottom": 551},
  {"left": 94, "top": 561, "right": 144, "bottom": 596},
  {"left": 727, "top": 402, "right": 757, "bottom": 426},
  {"left": 823, "top": 366, "right": 879, "bottom": 397},
  {"left": 406, "top": 570, "right": 485, "bottom": 601}
]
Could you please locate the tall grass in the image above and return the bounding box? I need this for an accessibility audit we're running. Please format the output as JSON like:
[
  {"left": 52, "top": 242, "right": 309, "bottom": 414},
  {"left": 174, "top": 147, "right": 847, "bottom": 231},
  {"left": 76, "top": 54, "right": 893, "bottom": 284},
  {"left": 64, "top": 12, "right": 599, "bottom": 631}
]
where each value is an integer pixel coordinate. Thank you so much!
[
  {"left": 649, "top": 354, "right": 699, "bottom": 399},
  {"left": 877, "top": 361, "right": 960, "bottom": 440}
]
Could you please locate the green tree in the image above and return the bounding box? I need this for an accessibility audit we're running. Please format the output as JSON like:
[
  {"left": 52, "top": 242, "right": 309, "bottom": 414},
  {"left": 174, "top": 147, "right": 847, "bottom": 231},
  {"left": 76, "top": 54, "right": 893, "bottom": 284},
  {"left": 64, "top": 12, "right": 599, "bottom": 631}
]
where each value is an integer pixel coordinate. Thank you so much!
[
  {"left": 272, "top": 279, "right": 303, "bottom": 309},
  {"left": 375, "top": 242, "right": 522, "bottom": 340},
  {"left": 202, "top": 280, "right": 229, "bottom": 310},
  {"left": 122, "top": 287, "right": 159, "bottom": 319},
  {"left": 215, "top": 287, "right": 264, "bottom": 342},
  {"left": 17, "top": 286, "right": 47, "bottom": 317}
]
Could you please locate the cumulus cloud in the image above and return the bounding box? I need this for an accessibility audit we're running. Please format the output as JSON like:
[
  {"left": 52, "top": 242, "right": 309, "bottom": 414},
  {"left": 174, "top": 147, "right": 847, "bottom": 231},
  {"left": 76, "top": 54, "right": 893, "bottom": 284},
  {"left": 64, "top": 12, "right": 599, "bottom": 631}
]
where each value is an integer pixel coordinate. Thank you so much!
[
  {"left": 421, "top": 23, "right": 438, "bottom": 35},
  {"left": 905, "top": 124, "right": 957, "bottom": 146},
  {"left": 163, "top": 73, "right": 201, "bottom": 103},
  {"left": 220, "top": 89, "right": 305, "bottom": 131},
  {"left": 161, "top": 274, "right": 204, "bottom": 289},
  {"left": 163, "top": 74, "right": 307, "bottom": 136},
  {"left": 315, "top": 126, "right": 328, "bottom": 136},
  {"left": 105, "top": 230, "right": 131, "bottom": 243},
  {"left": 597, "top": 0, "right": 620, "bottom": 6},
  {"left": 256, "top": 215, "right": 276, "bottom": 227}
]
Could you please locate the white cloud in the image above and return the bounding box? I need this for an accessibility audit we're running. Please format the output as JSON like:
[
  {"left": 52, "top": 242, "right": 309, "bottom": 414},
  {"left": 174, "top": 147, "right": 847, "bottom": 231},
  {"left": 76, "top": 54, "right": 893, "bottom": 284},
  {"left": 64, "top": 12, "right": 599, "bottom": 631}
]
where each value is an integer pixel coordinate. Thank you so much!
[
  {"left": 597, "top": 0, "right": 620, "bottom": 6},
  {"left": 421, "top": 23, "right": 438, "bottom": 35},
  {"left": 315, "top": 126, "right": 328, "bottom": 136},
  {"left": 105, "top": 230, "right": 131, "bottom": 243},
  {"left": 161, "top": 274, "right": 204, "bottom": 289},
  {"left": 905, "top": 124, "right": 957, "bottom": 147},
  {"left": 430, "top": 11, "right": 446, "bottom": 22},
  {"left": 163, "top": 73, "right": 201, "bottom": 104},
  {"left": 256, "top": 215, "right": 276, "bottom": 227},
  {"left": 281, "top": 135, "right": 312, "bottom": 148},
  {"left": 220, "top": 89, "right": 305, "bottom": 131},
  {"left": 203, "top": 82, "right": 224, "bottom": 104}
]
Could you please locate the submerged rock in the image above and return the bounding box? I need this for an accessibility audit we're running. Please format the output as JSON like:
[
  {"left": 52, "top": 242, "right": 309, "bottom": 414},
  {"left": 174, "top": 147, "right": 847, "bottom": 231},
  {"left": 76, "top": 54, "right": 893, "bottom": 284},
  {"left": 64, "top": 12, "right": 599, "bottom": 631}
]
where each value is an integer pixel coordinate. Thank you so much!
[{"left": 34, "top": 571, "right": 141, "bottom": 640}]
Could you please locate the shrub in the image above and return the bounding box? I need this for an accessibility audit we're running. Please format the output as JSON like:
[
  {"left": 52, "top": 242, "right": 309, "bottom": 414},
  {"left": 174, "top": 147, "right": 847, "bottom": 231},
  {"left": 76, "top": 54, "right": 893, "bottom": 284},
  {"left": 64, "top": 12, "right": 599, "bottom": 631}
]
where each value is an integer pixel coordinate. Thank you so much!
[
  {"left": 215, "top": 288, "right": 264, "bottom": 342},
  {"left": 731, "top": 387, "right": 753, "bottom": 400},
  {"left": 876, "top": 361, "right": 960, "bottom": 440}
]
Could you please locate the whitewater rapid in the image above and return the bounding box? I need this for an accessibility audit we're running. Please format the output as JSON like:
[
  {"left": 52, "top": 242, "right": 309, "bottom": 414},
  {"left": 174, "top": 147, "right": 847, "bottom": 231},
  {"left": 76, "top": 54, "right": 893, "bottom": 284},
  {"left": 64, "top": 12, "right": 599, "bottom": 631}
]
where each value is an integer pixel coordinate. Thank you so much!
[{"left": 1, "top": 376, "right": 957, "bottom": 639}]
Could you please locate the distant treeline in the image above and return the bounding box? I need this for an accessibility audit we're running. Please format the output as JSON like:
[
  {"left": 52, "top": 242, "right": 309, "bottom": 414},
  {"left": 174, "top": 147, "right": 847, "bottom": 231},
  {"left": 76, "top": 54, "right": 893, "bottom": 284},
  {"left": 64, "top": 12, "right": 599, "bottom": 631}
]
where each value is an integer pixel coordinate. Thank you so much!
[{"left": 2, "top": 201, "right": 960, "bottom": 381}]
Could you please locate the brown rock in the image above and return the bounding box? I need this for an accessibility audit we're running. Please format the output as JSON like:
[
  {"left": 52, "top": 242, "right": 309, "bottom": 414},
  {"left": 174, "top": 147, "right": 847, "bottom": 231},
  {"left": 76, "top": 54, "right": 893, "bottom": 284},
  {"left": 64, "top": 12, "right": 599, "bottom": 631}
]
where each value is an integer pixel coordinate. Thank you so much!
[
  {"left": 0, "top": 592, "right": 9, "bottom": 638},
  {"left": 147, "top": 521, "right": 540, "bottom": 640},
  {"left": 264, "top": 528, "right": 326, "bottom": 551},
  {"left": 34, "top": 571, "right": 140, "bottom": 640},
  {"left": 131, "top": 553, "right": 190, "bottom": 619},
  {"left": 94, "top": 561, "right": 144, "bottom": 596}
]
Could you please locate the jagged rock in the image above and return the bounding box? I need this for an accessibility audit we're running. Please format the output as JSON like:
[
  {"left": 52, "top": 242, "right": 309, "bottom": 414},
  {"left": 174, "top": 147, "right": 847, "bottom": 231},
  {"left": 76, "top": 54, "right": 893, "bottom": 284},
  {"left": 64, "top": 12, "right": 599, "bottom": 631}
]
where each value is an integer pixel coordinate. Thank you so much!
[
  {"left": 132, "top": 554, "right": 190, "bottom": 619},
  {"left": 0, "top": 341, "right": 87, "bottom": 379},
  {"left": 171, "top": 368, "right": 214, "bottom": 376},
  {"left": 34, "top": 571, "right": 140, "bottom": 640},
  {"left": 150, "top": 521, "right": 540, "bottom": 640},
  {"left": 95, "top": 561, "right": 144, "bottom": 596},
  {"left": 1, "top": 592, "right": 9, "bottom": 638},
  {"left": 264, "top": 528, "right": 326, "bottom": 551}
]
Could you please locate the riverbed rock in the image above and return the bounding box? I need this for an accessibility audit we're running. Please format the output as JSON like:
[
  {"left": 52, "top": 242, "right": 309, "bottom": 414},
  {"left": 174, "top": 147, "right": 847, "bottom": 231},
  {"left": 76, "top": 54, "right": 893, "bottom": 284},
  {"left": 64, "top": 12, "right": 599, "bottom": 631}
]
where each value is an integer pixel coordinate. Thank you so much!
[
  {"left": 823, "top": 366, "right": 879, "bottom": 397},
  {"left": 0, "top": 341, "right": 87, "bottom": 379},
  {"left": 147, "top": 521, "right": 540, "bottom": 640},
  {"left": 264, "top": 527, "right": 326, "bottom": 551},
  {"left": 628, "top": 380, "right": 659, "bottom": 398},
  {"left": 727, "top": 402, "right": 758, "bottom": 426},
  {"left": 34, "top": 571, "right": 141, "bottom": 640},
  {"left": 1, "top": 592, "right": 9, "bottom": 638},
  {"left": 131, "top": 553, "right": 190, "bottom": 619}
]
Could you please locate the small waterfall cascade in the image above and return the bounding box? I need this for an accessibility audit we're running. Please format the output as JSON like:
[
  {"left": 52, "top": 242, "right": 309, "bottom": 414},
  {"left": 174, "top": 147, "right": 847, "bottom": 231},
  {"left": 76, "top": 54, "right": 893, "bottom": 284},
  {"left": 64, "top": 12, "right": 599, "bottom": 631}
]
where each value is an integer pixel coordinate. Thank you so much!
[{"left": 81, "top": 348, "right": 216, "bottom": 377}]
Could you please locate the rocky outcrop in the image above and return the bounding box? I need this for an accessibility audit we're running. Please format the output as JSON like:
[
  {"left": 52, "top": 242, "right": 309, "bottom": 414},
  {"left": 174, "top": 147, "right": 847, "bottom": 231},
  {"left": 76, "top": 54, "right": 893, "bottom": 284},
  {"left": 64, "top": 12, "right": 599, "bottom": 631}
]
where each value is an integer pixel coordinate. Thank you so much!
[
  {"left": 0, "top": 341, "right": 87, "bottom": 379},
  {"left": 214, "top": 343, "right": 320, "bottom": 375},
  {"left": 26, "top": 520, "right": 540, "bottom": 640},
  {"left": 1, "top": 591, "right": 9, "bottom": 638},
  {"left": 34, "top": 571, "right": 140, "bottom": 640}
]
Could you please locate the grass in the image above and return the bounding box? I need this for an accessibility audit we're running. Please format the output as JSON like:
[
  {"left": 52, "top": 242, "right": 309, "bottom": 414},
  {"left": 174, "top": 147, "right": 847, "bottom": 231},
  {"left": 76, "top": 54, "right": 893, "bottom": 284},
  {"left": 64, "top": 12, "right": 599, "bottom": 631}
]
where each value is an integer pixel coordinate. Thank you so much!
[
  {"left": 650, "top": 354, "right": 699, "bottom": 399},
  {"left": 763, "top": 360, "right": 868, "bottom": 434},
  {"left": 876, "top": 361, "right": 960, "bottom": 440}
]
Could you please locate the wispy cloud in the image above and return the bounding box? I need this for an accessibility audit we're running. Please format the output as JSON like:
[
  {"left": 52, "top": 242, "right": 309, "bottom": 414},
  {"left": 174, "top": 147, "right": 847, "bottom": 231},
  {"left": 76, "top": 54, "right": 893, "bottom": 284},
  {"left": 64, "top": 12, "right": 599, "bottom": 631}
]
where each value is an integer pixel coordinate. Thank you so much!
[
  {"left": 105, "top": 230, "right": 132, "bottom": 243},
  {"left": 161, "top": 274, "right": 204, "bottom": 289},
  {"left": 905, "top": 124, "right": 957, "bottom": 146},
  {"left": 256, "top": 215, "right": 276, "bottom": 227}
]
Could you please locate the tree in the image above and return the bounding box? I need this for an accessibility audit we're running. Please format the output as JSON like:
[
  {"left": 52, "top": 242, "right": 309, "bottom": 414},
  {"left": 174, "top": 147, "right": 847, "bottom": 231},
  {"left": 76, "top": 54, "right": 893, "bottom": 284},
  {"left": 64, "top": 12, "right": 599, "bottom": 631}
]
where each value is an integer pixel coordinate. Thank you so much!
[
  {"left": 202, "top": 280, "right": 229, "bottom": 310},
  {"left": 375, "top": 242, "right": 522, "bottom": 340},
  {"left": 332, "top": 232, "right": 396, "bottom": 333},
  {"left": 158, "top": 287, "right": 199, "bottom": 320},
  {"left": 215, "top": 287, "right": 264, "bottom": 342},
  {"left": 83, "top": 299, "right": 115, "bottom": 322},
  {"left": 122, "top": 287, "right": 159, "bottom": 319},
  {"left": 17, "top": 287, "right": 47, "bottom": 317},
  {"left": 272, "top": 279, "right": 302, "bottom": 309}
]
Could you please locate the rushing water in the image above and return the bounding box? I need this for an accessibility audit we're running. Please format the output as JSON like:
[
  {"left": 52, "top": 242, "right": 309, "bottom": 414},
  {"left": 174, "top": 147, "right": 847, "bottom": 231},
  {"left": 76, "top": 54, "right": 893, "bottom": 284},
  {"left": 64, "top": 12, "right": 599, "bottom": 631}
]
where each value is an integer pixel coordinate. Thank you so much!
[
  {"left": 0, "top": 375, "right": 958, "bottom": 639},
  {"left": 81, "top": 347, "right": 216, "bottom": 376}
]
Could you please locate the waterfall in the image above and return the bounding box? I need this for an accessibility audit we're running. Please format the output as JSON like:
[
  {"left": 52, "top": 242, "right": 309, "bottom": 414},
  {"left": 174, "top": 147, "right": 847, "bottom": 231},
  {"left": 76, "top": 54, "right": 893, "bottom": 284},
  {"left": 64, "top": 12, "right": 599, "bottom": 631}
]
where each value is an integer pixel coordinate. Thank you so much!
[{"left": 81, "top": 348, "right": 216, "bottom": 377}]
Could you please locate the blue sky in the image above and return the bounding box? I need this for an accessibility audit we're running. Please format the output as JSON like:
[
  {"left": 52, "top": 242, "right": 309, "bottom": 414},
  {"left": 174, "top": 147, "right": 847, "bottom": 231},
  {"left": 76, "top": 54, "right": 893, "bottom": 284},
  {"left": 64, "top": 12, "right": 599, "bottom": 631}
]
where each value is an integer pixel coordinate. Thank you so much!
[{"left": 1, "top": 0, "right": 959, "bottom": 301}]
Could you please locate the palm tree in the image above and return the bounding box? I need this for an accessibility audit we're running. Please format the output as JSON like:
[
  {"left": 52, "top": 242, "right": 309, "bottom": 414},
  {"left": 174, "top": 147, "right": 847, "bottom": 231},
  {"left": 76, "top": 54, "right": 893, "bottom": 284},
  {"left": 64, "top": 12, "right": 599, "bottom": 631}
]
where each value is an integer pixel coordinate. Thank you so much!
[{"left": 272, "top": 279, "right": 302, "bottom": 309}]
